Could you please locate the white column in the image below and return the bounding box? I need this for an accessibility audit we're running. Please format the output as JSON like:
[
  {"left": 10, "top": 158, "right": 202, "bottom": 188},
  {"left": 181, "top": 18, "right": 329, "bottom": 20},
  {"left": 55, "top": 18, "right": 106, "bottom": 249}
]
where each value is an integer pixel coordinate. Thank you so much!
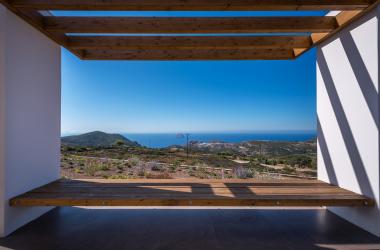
[
  {"left": 317, "top": 6, "right": 380, "bottom": 236},
  {"left": 0, "top": 5, "right": 61, "bottom": 237}
]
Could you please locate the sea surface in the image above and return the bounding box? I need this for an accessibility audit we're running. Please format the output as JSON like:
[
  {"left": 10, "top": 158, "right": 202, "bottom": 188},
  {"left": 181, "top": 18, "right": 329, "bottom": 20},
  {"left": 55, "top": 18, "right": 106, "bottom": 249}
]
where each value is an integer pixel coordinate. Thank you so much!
[{"left": 122, "top": 132, "right": 316, "bottom": 148}]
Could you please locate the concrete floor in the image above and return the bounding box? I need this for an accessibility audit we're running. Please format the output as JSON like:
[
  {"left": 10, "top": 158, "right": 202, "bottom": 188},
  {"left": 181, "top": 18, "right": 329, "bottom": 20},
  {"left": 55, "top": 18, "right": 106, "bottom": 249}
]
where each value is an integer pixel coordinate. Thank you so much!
[{"left": 0, "top": 207, "right": 379, "bottom": 250}]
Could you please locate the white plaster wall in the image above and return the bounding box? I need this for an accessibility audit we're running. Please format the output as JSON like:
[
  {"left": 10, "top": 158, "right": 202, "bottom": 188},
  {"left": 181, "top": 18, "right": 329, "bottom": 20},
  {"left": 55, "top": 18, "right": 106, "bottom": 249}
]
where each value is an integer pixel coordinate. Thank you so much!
[
  {"left": 317, "top": 6, "right": 380, "bottom": 236},
  {"left": 0, "top": 5, "right": 61, "bottom": 237}
]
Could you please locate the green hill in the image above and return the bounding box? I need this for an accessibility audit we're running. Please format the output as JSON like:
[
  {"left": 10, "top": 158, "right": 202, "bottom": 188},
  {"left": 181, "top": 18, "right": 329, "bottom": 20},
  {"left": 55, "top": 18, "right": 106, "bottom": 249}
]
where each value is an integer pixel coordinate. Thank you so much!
[{"left": 61, "top": 131, "right": 140, "bottom": 147}]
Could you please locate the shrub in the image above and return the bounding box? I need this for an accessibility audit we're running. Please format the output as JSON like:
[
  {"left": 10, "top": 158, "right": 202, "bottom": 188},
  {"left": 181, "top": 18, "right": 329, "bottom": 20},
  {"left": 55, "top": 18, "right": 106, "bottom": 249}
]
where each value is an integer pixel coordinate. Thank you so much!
[
  {"left": 114, "top": 140, "right": 125, "bottom": 147},
  {"left": 282, "top": 166, "right": 296, "bottom": 174},
  {"left": 169, "top": 165, "right": 177, "bottom": 173},
  {"left": 233, "top": 166, "right": 249, "bottom": 179},
  {"left": 150, "top": 162, "right": 163, "bottom": 171},
  {"left": 129, "top": 157, "right": 141, "bottom": 166},
  {"left": 145, "top": 172, "right": 172, "bottom": 179},
  {"left": 101, "top": 164, "right": 110, "bottom": 171}
]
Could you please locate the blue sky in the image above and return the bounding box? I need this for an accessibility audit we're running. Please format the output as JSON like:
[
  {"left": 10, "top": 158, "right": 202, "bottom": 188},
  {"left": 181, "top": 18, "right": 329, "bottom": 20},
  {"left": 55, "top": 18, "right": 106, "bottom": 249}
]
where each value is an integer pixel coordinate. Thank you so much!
[{"left": 61, "top": 11, "right": 321, "bottom": 134}]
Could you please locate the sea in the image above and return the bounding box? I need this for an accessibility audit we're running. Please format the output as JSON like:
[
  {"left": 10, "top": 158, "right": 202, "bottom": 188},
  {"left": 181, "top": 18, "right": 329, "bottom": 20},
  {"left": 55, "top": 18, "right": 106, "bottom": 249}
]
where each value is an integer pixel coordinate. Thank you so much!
[{"left": 122, "top": 132, "right": 316, "bottom": 148}]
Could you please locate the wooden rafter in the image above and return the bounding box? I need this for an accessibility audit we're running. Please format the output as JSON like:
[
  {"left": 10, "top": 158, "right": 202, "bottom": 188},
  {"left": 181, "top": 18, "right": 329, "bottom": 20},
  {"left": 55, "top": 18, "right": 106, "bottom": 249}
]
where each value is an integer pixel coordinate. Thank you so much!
[
  {"left": 68, "top": 36, "right": 312, "bottom": 50},
  {"left": 295, "top": 1, "right": 379, "bottom": 58},
  {"left": 1, "top": 0, "right": 379, "bottom": 60},
  {"left": 0, "top": 0, "right": 84, "bottom": 58},
  {"left": 10, "top": 0, "right": 373, "bottom": 11},
  {"left": 81, "top": 48, "right": 295, "bottom": 60},
  {"left": 44, "top": 16, "right": 338, "bottom": 34}
]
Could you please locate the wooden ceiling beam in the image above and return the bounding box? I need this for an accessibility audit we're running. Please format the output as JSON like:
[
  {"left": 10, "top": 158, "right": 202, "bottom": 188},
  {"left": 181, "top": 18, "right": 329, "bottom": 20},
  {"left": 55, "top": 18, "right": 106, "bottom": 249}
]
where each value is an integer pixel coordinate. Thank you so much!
[
  {"left": 67, "top": 35, "right": 312, "bottom": 50},
  {"left": 81, "top": 49, "right": 295, "bottom": 60},
  {"left": 44, "top": 16, "right": 338, "bottom": 34},
  {"left": 0, "top": 0, "right": 84, "bottom": 58},
  {"left": 295, "top": 1, "right": 379, "bottom": 59},
  {"left": 10, "top": 0, "right": 373, "bottom": 11}
]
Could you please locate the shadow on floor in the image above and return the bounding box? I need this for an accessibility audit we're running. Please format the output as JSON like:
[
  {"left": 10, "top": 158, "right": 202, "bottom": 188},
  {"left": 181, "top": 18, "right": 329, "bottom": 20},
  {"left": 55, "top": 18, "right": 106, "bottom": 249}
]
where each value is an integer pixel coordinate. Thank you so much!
[{"left": 1, "top": 207, "right": 379, "bottom": 250}]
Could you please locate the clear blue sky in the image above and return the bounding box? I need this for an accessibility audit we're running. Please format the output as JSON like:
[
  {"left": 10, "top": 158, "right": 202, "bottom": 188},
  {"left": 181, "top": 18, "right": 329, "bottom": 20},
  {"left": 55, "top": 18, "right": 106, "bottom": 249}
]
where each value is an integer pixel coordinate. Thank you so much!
[{"left": 61, "top": 11, "right": 322, "bottom": 134}]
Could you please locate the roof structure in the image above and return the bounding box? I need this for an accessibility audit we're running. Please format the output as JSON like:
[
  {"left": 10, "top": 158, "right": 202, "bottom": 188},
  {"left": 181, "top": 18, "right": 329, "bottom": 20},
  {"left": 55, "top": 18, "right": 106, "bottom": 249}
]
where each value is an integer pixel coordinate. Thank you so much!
[{"left": 1, "top": 0, "right": 379, "bottom": 60}]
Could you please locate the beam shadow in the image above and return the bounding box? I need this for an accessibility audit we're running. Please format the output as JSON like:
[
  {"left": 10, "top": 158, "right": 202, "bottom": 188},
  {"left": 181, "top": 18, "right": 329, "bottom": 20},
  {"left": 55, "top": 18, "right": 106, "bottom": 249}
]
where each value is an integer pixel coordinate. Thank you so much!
[
  {"left": 10, "top": 178, "right": 374, "bottom": 208},
  {"left": 317, "top": 51, "right": 375, "bottom": 199},
  {"left": 317, "top": 117, "right": 338, "bottom": 185},
  {"left": 340, "top": 32, "right": 379, "bottom": 129}
]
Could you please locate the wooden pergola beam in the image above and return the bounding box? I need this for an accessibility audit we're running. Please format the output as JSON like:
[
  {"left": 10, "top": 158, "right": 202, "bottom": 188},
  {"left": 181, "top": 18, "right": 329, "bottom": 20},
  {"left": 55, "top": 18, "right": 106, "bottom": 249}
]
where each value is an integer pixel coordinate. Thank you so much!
[
  {"left": 68, "top": 35, "right": 312, "bottom": 50},
  {"left": 295, "top": 1, "right": 380, "bottom": 58},
  {"left": 0, "top": 0, "right": 84, "bottom": 58},
  {"left": 81, "top": 48, "right": 295, "bottom": 60},
  {"left": 44, "top": 16, "right": 338, "bottom": 34},
  {"left": 11, "top": 0, "right": 373, "bottom": 11}
]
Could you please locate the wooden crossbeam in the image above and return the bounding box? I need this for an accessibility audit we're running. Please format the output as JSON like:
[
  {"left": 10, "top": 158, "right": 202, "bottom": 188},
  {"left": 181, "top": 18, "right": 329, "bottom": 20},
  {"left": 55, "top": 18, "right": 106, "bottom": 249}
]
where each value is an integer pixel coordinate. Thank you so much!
[
  {"left": 0, "top": 0, "right": 84, "bottom": 58},
  {"left": 44, "top": 16, "right": 338, "bottom": 34},
  {"left": 68, "top": 35, "right": 312, "bottom": 50},
  {"left": 81, "top": 48, "right": 295, "bottom": 60},
  {"left": 11, "top": 0, "right": 373, "bottom": 11},
  {"left": 295, "top": 3, "right": 379, "bottom": 58}
]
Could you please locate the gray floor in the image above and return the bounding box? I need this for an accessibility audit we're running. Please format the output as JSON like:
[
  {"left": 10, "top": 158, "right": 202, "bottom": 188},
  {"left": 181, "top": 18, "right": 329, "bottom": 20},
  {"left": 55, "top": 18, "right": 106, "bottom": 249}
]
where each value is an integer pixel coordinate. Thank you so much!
[{"left": 1, "top": 207, "right": 379, "bottom": 250}]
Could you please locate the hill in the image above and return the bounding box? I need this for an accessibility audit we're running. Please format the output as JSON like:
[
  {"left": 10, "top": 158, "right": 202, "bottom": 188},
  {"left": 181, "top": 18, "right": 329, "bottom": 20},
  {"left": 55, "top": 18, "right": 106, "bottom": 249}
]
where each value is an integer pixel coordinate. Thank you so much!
[
  {"left": 188, "top": 139, "right": 316, "bottom": 156},
  {"left": 61, "top": 131, "right": 140, "bottom": 147}
]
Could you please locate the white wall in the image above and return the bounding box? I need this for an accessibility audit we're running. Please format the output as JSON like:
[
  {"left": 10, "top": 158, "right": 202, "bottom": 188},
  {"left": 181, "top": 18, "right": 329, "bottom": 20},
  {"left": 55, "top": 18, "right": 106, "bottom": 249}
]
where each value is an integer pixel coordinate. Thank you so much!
[
  {"left": 317, "top": 6, "right": 380, "bottom": 236},
  {"left": 0, "top": 5, "right": 61, "bottom": 237}
]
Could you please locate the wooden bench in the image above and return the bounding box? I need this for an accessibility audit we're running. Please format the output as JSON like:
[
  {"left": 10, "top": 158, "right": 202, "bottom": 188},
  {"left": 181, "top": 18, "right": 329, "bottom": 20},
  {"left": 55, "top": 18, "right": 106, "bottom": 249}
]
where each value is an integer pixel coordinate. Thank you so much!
[{"left": 10, "top": 179, "right": 374, "bottom": 207}]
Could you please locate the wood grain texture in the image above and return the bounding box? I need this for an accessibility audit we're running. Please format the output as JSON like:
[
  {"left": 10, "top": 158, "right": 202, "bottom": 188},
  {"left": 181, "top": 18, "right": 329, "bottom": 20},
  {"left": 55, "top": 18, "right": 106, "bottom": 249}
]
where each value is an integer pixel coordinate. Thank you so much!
[
  {"left": 68, "top": 35, "right": 312, "bottom": 50},
  {"left": 10, "top": 179, "right": 375, "bottom": 207},
  {"left": 11, "top": 0, "right": 373, "bottom": 11},
  {"left": 0, "top": 0, "right": 84, "bottom": 58},
  {"left": 80, "top": 48, "right": 295, "bottom": 60},
  {"left": 44, "top": 16, "right": 338, "bottom": 34},
  {"left": 295, "top": 0, "right": 380, "bottom": 58}
]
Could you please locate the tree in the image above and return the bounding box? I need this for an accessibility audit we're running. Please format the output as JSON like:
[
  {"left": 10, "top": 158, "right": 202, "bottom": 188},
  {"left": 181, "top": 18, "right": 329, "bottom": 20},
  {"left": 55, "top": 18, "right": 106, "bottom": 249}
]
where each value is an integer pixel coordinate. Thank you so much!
[{"left": 114, "top": 140, "right": 125, "bottom": 147}]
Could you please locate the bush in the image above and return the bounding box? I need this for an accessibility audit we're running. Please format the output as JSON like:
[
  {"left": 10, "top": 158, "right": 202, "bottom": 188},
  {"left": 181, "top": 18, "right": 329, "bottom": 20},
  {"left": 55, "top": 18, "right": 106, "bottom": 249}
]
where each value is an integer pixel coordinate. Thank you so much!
[
  {"left": 145, "top": 172, "right": 172, "bottom": 179},
  {"left": 150, "top": 162, "right": 163, "bottom": 171},
  {"left": 129, "top": 157, "right": 141, "bottom": 166},
  {"left": 169, "top": 165, "right": 177, "bottom": 173},
  {"left": 114, "top": 140, "right": 125, "bottom": 147},
  {"left": 101, "top": 164, "right": 110, "bottom": 171},
  {"left": 282, "top": 166, "right": 296, "bottom": 174},
  {"left": 233, "top": 166, "right": 248, "bottom": 179}
]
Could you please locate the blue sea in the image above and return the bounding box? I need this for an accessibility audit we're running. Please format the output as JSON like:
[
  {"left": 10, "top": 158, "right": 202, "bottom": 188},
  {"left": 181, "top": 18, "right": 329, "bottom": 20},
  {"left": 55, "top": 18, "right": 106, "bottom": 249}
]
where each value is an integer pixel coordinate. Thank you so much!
[{"left": 122, "top": 132, "right": 316, "bottom": 148}]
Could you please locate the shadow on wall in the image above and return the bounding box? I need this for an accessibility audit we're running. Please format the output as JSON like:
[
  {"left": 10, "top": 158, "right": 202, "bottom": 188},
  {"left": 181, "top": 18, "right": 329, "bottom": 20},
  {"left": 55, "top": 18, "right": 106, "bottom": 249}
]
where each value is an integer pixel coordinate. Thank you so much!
[
  {"left": 317, "top": 117, "right": 338, "bottom": 185},
  {"left": 317, "top": 30, "right": 378, "bottom": 200}
]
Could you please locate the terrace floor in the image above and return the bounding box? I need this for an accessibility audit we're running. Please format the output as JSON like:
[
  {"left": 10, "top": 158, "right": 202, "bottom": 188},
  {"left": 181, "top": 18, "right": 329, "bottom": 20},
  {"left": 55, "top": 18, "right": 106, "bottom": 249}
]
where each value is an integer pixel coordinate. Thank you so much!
[{"left": 1, "top": 207, "right": 380, "bottom": 250}]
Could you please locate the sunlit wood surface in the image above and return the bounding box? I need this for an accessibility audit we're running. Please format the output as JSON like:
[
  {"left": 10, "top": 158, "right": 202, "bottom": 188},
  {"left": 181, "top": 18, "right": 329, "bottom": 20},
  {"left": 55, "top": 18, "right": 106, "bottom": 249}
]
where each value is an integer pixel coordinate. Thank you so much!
[
  {"left": 10, "top": 179, "right": 374, "bottom": 207},
  {"left": 0, "top": 0, "right": 378, "bottom": 60}
]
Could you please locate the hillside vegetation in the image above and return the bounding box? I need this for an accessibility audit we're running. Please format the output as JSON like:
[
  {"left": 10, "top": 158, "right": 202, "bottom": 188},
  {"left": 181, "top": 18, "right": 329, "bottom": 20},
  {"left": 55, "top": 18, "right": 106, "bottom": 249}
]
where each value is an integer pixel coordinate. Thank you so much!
[
  {"left": 62, "top": 131, "right": 140, "bottom": 147},
  {"left": 61, "top": 131, "right": 316, "bottom": 180}
]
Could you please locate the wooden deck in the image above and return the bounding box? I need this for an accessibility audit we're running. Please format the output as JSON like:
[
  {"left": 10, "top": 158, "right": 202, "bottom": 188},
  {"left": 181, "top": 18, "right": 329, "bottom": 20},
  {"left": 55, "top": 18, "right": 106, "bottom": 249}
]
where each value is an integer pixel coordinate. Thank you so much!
[{"left": 10, "top": 179, "right": 374, "bottom": 207}]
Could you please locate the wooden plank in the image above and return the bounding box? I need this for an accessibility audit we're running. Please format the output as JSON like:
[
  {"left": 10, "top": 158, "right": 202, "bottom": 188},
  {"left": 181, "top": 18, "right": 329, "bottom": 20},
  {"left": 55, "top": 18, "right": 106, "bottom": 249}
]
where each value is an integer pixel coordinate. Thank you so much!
[
  {"left": 11, "top": 0, "right": 373, "bottom": 11},
  {"left": 309, "top": 11, "right": 361, "bottom": 44},
  {"left": 296, "top": 0, "right": 379, "bottom": 58},
  {"left": 44, "top": 16, "right": 338, "bottom": 34},
  {"left": 10, "top": 197, "right": 372, "bottom": 207},
  {"left": 68, "top": 35, "right": 312, "bottom": 50},
  {"left": 0, "top": 0, "right": 84, "bottom": 58},
  {"left": 9, "top": 179, "right": 375, "bottom": 207},
  {"left": 81, "top": 48, "right": 295, "bottom": 60}
]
